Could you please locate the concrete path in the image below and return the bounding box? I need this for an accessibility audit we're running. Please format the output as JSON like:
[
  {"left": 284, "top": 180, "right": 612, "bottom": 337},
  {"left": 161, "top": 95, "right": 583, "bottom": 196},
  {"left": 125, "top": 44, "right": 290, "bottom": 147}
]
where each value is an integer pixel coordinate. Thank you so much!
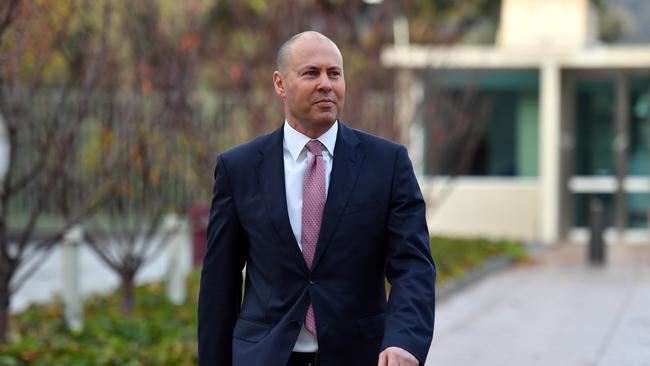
[{"left": 425, "top": 244, "right": 650, "bottom": 366}]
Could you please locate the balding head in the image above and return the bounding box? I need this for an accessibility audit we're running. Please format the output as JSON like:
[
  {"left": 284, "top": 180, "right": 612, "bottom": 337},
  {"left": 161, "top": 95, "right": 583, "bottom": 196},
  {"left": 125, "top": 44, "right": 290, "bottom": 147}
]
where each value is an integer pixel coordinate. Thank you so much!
[
  {"left": 272, "top": 31, "right": 345, "bottom": 139},
  {"left": 276, "top": 31, "right": 342, "bottom": 76}
]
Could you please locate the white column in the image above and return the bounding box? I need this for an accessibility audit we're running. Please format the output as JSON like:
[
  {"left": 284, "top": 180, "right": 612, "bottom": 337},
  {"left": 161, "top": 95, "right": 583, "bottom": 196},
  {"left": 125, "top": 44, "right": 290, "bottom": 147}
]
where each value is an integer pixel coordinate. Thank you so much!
[
  {"left": 540, "top": 61, "right": 562, "bottom": 244},
  {"left": 409, "top": 79, "right": 425, "bottom": 175},
  {"left": 395, "top": 69, "right": 426, "bottom": 174},
  {"left": 0, "top": 113, "right": 10, "bottom": 189},
  {"left": 164, "top": 214, "right": 191, "bottom": 305},
  {"left": 395, "top": 69, "right": 414, "bottom": 148},
  {"left": 62, "top": 225, "right": 84, "bottom": 333}
]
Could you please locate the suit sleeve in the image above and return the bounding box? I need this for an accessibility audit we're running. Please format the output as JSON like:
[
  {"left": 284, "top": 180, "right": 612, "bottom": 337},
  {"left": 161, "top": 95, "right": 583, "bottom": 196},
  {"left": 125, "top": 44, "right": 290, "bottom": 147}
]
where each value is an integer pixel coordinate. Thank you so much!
[
  {"left": 381, "top": 145, "right": 436, "bottom": 365},
  {"left": 198, "top": 155, "right": 248, "bottom": 366}
]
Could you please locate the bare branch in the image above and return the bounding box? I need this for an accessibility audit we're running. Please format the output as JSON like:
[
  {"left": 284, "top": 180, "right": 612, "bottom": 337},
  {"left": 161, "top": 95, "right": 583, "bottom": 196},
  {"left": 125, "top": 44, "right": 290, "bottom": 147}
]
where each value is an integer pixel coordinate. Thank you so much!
[
  {"left": 84, "top": 231, "right": 121, "bottom": 273},
  {"left": 0, "top": 0, "right": 21, "bottom": 45},
  {"left": 9, "top": 236, "right": 60, "bottom": 294},
  {"left": 10, "top": 177, "right": 114, "bottom": 293}
]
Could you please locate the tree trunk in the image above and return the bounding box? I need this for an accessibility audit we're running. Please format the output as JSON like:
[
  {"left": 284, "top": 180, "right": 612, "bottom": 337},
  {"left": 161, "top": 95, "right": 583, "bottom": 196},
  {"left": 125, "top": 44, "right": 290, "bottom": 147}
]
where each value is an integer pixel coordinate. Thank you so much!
[
  {"left": 120, "top": 273, "right": 135, "bottom": 315},
  {"left": 0, "top": 281, "right": 10, "bottom": 343}
]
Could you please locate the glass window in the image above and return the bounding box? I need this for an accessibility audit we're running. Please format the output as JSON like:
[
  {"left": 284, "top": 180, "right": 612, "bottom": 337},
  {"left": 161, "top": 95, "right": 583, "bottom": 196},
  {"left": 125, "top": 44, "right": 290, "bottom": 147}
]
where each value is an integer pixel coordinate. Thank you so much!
[
  {"left": 574, "top": 79, "right": 614, "bottom": 176},
  {"left": 627, "top": 193, "right": 649, "bottom": 228},
  {"left": 423, "top": 70, "right": 539, "bottom": 177},
  {"left": 628, "top": 77, "right": 650, "bottom": 176}
]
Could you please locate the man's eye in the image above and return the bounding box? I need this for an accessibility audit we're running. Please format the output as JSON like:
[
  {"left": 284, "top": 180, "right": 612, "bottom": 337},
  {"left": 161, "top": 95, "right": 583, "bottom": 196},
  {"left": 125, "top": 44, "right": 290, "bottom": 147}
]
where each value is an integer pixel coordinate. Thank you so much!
[
  {"left": 328, "top": 71, "right": 340, "bottom": 78},
  {"left": 304, "top": 70, "right": 318, "bottom": 76}
]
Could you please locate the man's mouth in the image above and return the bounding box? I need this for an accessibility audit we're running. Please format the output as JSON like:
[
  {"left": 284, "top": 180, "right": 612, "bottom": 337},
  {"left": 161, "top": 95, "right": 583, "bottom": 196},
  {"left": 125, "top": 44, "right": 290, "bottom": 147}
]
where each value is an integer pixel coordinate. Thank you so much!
[{"left": 314, "top": 98, "right": 335, "bottom": 107}]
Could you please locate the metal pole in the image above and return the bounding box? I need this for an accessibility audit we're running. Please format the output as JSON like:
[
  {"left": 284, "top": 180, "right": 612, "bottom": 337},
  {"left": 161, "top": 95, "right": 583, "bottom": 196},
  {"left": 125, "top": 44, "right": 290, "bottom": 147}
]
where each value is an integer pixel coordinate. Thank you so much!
[{"left": 588, "top": 197, "right": 606, "bottom": 265}]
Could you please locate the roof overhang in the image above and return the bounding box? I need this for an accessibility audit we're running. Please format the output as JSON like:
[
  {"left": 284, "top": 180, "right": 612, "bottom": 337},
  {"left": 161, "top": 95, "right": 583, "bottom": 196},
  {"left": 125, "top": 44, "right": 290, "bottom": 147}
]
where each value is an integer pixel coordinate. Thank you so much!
[{"left": 381, "top": 45, "right": 650, "bottom": 70}]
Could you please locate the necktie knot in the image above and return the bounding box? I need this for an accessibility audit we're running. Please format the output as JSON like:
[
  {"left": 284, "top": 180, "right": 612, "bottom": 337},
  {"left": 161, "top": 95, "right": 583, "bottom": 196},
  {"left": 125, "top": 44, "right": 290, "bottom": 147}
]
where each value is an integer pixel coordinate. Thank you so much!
[{"left": 305, "top": 140, "right": 324, "bottom": 157}]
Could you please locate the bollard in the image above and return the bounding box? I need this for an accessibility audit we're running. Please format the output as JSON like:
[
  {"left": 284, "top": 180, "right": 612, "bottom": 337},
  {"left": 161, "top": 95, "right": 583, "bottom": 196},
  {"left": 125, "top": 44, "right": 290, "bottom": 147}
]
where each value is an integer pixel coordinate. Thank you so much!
[
  {"left": 62, "top": 225, "right": 84, "bottom": 333},
  {"left": 588, "top": 197, "right": 606, "bottom": 265},
  {"left": 164, "top": 214, "right": 192, "bottom": 305}
]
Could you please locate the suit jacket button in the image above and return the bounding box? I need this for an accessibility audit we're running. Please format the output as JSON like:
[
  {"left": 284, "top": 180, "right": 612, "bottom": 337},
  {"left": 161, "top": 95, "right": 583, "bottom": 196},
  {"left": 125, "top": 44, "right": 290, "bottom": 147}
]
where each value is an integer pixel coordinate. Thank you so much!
[{"left": 308, "top": 279, "right": 315, "bottom": 285}]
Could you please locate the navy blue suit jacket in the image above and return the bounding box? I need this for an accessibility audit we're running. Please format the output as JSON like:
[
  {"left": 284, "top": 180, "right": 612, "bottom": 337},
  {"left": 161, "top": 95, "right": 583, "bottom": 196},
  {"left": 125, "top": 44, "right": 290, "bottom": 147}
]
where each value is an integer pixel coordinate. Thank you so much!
[{"left": 198, "top": 122, "right": 435, "bottom": 366}]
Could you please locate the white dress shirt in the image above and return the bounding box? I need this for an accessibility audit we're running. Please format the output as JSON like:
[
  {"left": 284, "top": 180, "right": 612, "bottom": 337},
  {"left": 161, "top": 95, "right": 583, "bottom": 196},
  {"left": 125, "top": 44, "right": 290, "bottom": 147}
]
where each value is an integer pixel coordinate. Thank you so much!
[{"left": 283, "top": 120, "right": 338, "bottom": 352}]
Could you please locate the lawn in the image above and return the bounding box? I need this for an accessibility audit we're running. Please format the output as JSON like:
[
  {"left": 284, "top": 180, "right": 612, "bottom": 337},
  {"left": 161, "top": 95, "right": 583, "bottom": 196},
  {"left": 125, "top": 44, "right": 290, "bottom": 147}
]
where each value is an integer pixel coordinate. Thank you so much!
[{"left": 0, "top": 237, "right": 526, "bottom": 365}]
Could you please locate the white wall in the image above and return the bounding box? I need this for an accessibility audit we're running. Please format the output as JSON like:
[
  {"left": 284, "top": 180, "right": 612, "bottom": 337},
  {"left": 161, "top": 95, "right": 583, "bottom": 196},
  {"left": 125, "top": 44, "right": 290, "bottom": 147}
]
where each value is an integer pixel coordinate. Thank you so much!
[
  {"left": 420, "top": 177, "right": 541, "bottom": 242},
  {"left": 497, "top": 0, "right": 597, "bottom": 51}
]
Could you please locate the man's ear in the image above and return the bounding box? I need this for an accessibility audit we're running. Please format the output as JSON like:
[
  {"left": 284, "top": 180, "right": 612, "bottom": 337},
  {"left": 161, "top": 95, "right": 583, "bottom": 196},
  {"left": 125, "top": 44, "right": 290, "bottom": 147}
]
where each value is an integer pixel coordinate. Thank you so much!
[{"left": 273, "top": 71, "right": 286, "bottom": 97}]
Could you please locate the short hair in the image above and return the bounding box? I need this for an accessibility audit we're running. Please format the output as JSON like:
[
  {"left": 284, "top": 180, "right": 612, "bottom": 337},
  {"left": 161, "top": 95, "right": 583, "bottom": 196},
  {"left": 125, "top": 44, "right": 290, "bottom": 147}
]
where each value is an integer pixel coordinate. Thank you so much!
[
  {"left": 275, "top": 31, "right": 338, "bottom": 75},
  {"left": 276, "top": 33, "right": 303, "bottom": 74}
]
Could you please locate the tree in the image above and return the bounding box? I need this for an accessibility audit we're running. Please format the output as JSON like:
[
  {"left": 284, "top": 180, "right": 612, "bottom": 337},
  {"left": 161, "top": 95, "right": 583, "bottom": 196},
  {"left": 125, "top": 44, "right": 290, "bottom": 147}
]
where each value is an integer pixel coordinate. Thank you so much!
[
  {"left": 77, "top": 0, "right": 203, "bottom": 314},
  {"left": 0, "top": 0, "right": 118, "bottom": 342},
  {"left": 82, "top": 116, "right": 183, "bottom": 314}
]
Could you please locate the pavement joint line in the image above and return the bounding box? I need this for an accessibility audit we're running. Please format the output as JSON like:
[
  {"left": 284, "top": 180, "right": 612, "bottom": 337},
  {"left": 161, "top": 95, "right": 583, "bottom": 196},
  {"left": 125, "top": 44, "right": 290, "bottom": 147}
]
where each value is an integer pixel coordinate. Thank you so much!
[{"left": 592, "top": 262, "right": 642, "bottom": 364}]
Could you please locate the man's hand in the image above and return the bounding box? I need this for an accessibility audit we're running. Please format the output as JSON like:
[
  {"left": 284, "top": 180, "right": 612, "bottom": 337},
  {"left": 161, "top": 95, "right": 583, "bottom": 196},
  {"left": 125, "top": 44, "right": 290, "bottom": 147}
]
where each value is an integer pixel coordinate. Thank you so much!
[{"left": 378, "top": 347, "right": 419, "bottom": 366}]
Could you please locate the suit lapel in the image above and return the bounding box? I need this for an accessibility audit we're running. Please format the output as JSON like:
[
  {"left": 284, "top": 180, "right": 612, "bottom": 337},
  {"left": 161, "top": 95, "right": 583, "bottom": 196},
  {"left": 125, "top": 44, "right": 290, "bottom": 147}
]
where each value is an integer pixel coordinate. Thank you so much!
[
  {"left": 312, "top": 123, "right": 363, "bottom": 270},
  {"left": 257, "top": 127, "right": 309, "bottom": 272}
]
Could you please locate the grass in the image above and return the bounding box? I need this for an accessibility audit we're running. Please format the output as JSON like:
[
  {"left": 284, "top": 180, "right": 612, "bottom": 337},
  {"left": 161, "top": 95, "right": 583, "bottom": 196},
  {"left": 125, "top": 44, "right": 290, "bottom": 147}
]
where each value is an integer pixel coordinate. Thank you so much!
[{"left": 430, "top": 236, "right": 527, "bottom": 284}]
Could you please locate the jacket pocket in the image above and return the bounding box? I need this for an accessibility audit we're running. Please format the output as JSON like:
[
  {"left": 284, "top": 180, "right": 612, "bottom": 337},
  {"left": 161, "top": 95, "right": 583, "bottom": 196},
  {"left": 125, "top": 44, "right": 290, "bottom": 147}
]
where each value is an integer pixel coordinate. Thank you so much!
[
  {"left": 233, "top": 318, "right": 271, "bottom": 342},
  {"left": 357, "top": 313, "right": 385, "bottom": 339},
  {"left": 343, "top": 200, "right": 381, "bottom": 216}
]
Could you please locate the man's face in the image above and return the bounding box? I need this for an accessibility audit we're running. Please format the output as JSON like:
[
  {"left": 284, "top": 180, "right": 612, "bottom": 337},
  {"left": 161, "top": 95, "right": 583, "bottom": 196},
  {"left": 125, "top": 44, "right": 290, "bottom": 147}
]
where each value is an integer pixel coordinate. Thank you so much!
[{"left": 274, "top": 36, "right": 345, "bottom": 136}]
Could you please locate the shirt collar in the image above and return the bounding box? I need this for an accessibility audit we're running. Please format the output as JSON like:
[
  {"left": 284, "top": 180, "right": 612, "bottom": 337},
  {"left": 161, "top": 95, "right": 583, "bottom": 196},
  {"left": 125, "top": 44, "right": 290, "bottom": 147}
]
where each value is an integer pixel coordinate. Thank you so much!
[{"left": 283, "top": 120, "right": 338, "bottom": 162}]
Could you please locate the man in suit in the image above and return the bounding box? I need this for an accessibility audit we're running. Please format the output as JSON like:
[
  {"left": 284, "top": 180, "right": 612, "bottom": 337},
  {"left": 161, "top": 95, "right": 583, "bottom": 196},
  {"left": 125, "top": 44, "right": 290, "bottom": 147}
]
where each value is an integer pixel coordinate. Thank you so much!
[{"left": 198, "top": 31, "right": 435, "bottom": 366}]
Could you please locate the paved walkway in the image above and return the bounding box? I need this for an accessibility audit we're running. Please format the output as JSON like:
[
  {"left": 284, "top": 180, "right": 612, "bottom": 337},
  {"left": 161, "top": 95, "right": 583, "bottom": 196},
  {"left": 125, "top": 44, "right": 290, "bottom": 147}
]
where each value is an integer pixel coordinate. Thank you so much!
[{"left": 425, "top": 244, "right": 650, "bottom": 366}]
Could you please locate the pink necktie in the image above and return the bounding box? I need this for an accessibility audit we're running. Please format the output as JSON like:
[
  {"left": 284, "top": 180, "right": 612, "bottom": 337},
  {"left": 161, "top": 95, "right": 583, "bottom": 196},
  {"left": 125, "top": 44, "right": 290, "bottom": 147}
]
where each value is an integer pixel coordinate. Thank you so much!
[{"left": 302, "top": 140, "right": 326, "bottom": 335}]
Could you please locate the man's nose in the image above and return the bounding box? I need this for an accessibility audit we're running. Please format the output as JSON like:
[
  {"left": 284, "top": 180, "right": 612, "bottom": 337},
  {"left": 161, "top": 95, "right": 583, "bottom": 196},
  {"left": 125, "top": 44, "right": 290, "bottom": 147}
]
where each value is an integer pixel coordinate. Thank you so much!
[{"left": 317, "top": 73, "right": 332, "bottom": 92}]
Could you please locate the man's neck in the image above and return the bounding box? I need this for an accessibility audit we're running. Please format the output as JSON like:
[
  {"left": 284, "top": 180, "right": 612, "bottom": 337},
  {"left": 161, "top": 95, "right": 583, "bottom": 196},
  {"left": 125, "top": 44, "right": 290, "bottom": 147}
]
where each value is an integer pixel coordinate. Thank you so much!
[{"left": 286, "top": 119, "right": 336, "bottom": 139}]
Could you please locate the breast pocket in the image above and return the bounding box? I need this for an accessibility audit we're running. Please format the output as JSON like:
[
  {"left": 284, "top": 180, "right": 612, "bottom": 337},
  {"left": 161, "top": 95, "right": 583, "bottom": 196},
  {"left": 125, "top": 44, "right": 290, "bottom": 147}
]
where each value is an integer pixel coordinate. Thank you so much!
[
  {"left": 236, "top": 196, "right": 278, "bottom": 240},
  {"left": 342, "top": 199, "right": 381, "bottom": 216}
]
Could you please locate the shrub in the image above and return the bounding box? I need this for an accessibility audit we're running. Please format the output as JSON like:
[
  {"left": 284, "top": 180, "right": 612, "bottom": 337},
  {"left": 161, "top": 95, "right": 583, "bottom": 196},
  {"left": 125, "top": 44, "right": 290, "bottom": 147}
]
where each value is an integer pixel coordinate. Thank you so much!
[{"left": 430, "top": 236, "right": 527, "bottom": 283}]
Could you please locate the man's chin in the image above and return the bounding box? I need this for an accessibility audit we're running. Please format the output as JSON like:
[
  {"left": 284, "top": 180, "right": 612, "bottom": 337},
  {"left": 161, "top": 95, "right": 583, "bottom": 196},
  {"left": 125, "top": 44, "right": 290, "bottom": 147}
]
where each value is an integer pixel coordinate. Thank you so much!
[
  {"left": 313, "top": 118, "right": 337, "bottom": 128},
  {"left": 312, "top": 112, "right": 338, "bottom": 125}
]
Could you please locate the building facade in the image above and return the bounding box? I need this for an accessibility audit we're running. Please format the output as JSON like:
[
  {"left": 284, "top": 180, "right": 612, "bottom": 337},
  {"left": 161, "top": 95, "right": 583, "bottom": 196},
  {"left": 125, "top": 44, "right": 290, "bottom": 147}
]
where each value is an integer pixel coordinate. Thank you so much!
[{"left": 382, "top": 0, "right": 650, "bottom": 244}]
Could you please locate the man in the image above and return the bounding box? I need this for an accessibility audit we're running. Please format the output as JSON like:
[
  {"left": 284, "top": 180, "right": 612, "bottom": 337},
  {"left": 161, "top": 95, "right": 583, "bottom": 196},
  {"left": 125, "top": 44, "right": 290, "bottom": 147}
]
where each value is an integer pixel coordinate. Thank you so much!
[{"left": 198, "top": 31, "right": 435, "bottom": 366}]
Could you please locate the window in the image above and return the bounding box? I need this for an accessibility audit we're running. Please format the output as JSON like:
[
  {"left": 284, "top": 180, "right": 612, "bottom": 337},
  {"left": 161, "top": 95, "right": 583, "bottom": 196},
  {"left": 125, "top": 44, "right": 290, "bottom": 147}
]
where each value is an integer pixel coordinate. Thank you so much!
[
  {"left": 628, "top": 77, "right": 650, "bottom": 176},
  {"left": 423, "top": 70, "right": 539, "bottom": 177},
  {"left": 574, "top": 79, "right": 614, "bottom": 176}
]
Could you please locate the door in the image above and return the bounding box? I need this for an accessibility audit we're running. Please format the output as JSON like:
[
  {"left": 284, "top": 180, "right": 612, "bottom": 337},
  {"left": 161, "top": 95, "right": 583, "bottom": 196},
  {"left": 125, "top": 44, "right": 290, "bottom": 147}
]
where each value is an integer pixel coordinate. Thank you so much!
[{"left": 564, "top": 71, "right": 650, "bottom": 241}]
